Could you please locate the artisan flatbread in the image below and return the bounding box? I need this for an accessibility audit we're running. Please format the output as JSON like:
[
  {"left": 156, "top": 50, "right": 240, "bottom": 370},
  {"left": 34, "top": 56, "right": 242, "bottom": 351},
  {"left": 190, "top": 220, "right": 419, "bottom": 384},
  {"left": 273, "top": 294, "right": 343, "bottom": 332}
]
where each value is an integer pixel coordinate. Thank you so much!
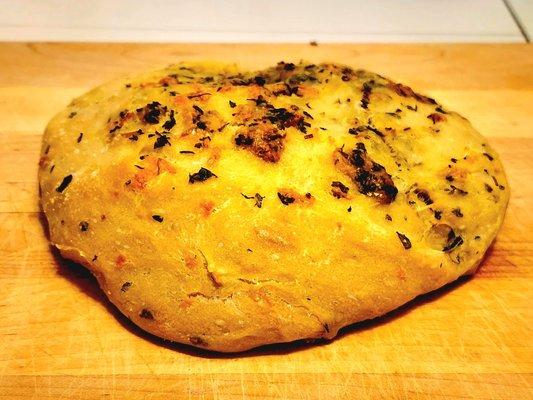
[{"left": 39, "top": 61, "right": 509, "bottom": 352}]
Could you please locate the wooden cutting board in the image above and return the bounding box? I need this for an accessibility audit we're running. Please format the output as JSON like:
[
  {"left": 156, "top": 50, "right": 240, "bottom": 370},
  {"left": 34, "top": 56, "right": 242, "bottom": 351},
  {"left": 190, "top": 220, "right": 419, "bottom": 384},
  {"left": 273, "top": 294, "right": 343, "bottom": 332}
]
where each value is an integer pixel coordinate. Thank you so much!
[{"left": 0, "top": 43, "right": 531, "bottom": 399}]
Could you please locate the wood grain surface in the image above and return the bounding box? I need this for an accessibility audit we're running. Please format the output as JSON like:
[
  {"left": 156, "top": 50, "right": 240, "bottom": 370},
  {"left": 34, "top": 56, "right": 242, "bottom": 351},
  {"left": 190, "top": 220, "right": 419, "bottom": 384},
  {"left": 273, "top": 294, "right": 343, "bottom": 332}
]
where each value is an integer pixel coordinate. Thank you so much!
[{"left": 0, "top": 43, "right": 531, "bottom": 399}]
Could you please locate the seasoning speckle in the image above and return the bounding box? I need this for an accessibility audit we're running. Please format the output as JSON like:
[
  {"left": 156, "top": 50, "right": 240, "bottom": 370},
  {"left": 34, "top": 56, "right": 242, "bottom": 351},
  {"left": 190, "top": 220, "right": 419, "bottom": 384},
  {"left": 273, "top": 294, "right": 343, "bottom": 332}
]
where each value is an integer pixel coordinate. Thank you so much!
[
  {"left": 242, "top": 192, "right": 265, "bottom": 208},
  {"left": 396, "top": 232, "right": 412, "bottom": 250},
  {"left": 277, "top": 192, "right": 295, "bottom": 205},
  {"left": 162, "top": 110, "right": 176, "bottom": 130},
  {"left": 152, "top": 215, "right": 164, "bottom": 222},
  {"left": 443, "top": 232, "right": 464, "bottom": 252},
  {"left": 452, "top": 208, "right": 463, "bottom": 217},
  {"left": 56, "top": 174, "right": 73, "bottom": 193},
  {"left": 154, "top": 134, "right": 171, "bottom": 149},
  {"left": 483, "top": 152, "right": 494, "bottom": 161},
  {"left": 189, "top": 167, "right": 217, "bottom": 183}
]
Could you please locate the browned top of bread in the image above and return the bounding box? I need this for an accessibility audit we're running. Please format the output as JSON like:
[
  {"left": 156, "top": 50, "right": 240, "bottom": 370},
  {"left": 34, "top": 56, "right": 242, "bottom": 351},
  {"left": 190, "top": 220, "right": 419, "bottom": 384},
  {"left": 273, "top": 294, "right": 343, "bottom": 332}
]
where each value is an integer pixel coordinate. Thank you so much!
[{"left": 39, "top": 61, "right": 509, "bottom": 352}]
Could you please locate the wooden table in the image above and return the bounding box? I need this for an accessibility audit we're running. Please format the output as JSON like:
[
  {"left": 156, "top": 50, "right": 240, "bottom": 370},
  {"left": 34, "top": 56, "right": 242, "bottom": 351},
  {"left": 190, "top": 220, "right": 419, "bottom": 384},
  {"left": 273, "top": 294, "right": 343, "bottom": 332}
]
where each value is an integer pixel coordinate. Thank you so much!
[{"left": 0, "top": 43, "right": 531, "bottom": 399}]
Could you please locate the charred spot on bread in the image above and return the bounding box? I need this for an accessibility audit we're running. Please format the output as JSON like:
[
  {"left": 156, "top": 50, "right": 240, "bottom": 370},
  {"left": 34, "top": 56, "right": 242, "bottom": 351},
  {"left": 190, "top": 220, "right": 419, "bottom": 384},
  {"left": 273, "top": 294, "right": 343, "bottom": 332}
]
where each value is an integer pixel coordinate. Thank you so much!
[
  {"left": 334, "top": 143, "right": 397, "bottom": 204},
  {"left": 79, "top": 221, "right": 89, "bottom": 231},
  {"left": 234, "top": 126, "right": 285, "bottom": 162},
  {"left": 428, "top": 113, "right": 446, "bottom": 124},
  {"left": 139, "top": 309, "right": 154, "bottom": 319},
  {"left": 331, "top": 181, "right": 350, "bottom": 199},
  {"left": 189, "top": 336, "right": 208, "bottom": 347},
  {"left": 360, "top": 81, "right": 372, "bottom": 109},
  {"left": 387, "top": 82, "right": 437, "bottom": 105}
]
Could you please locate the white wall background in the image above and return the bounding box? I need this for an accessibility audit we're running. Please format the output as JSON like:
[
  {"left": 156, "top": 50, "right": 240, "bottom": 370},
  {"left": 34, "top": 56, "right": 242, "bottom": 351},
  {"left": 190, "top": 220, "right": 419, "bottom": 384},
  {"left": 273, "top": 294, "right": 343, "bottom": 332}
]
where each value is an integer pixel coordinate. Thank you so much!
[{"left": 0, "top": 0, "right": 529, "bottom": 43}]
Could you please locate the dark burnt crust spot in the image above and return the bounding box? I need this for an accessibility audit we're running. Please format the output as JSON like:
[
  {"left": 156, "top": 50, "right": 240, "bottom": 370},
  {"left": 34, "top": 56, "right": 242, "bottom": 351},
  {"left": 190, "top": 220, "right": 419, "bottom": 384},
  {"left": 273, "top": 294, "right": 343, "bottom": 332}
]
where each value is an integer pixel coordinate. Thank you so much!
[
  {"left": 191, "top": 105, "right": 228, "bottom": 134},
  {"left": 254, "top": 76, "right": 266, "bottom": 86},
  {"left": 427, "top": 113, "right": 446, "bottom": 124},
  {"left": 235, "top": 133, "right": 254, "bottom": 146},
  {"left": 79, "top": 221, "right": 89, "bottom": 232},
  {"left": 281, "top": 62, "right": 296, "bottom": 71},
  {"left": 334, "top": 143, "right": 398, "bottom": 204},
  {"left": 265, "top": 105, "right": 305, "bottom": 131},
  {"left": 234, "top": 126, "right": 285, "bottom": 163},
  {"left": 232, "top": 96, "right": 307, "bottom": 162},
  {"left": 387, "top": 82, "right": 437, "bottom": 105},
  {"left": 360, "top": 81, "right": 372, "bottom": 109},
  {"left": 189, "top": 336, "right": 209, "bottom": 347},
  {"left": 139, "top": 309, "right": 154, "bottom": 319},
  {"left": 331, "top": 181, "right": 350, "bottom": 198}
]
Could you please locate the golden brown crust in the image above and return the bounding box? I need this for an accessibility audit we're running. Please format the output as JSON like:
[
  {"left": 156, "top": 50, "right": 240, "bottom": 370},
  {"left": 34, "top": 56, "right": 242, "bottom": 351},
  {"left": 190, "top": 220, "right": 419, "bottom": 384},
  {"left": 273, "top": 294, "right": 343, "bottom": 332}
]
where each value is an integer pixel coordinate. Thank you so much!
[{"left": 39, "top": 61, "right": 509, "bottom": 352}]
